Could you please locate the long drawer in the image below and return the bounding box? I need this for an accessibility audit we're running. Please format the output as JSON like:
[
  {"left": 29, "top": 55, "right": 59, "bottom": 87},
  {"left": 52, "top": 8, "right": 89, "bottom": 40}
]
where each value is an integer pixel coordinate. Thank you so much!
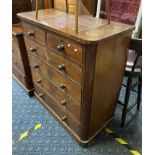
[
  {"left": 28, "top": 54, "right": 81, "bottom": 103},
  {"left": 22, "top": 22, "right": 46, "bottom": 46},
  {"left": 34, "top": 84, "right": 80, "bottom": 135},
  {"left": 31, "top": 69, "right": 80, "bottom": 122},
  {"left": 46, "top": 49, "right": 82, "bottom": 85},
  {"left": 24, "top": 36, "right": 82, "bottom": 85}
]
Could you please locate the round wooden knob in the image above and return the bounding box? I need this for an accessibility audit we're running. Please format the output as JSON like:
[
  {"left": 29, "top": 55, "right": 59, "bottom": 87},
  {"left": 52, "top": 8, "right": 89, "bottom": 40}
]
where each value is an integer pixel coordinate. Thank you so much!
[
  {"left": 34, "top": 64, "right": 39, "bottom": 69},
  {"left": 61, "top": 100, "right": 67, "bottom": 105},
  {"left": 58, "top": 64, "right": 65, "bottom": 70},
  {"left": 36, "top": 79, "right": 42, "bottom": 83},
  {"left": 39, "top": 93, "right": 44, "bottom": 98},
  {"left": 59, "top": 84, "right": 66, "bottom": 89},
  {"left": 57, "top": 44, "right": 64, "bottom": 51},
  {"left": 61, "top": 116, "right": 67, "bottom": 121},
  {"left": 28, "top": 32, "right": 34, "bottom": 36},
  {"left": 30, "top": 47, "right": 36, "bottom": 52}
]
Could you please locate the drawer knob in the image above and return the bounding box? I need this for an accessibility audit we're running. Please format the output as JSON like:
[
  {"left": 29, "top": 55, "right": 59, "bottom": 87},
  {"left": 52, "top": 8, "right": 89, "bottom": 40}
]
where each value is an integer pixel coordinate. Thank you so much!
[
  {"left": 34, "top": 64, "right": 39, "bottom": 69},
  {"left": 39, "top": 93, "right": 44, "bottom": 98},
  {"left": 61, "top": 116, "right": 67, "bottom": 121},
  {"left": 30, "top": 48, "right": 36, "bottom": 52},
  {"left": 58, "top": 64, "right": 65, "bottom": 70},
  {"left": 36, "top": 79, "right": 42, "bottom": 83},
  {"left": 59, "top": 84, "right": 66, "bottom": 89},
  {"left": 28, "top": 32, "right": 34, "bottom": 36},
  {"left": 61, "top": 100, "right": 67, "bottom": 105},
  {"left": 57, "top": 44, "right": 64, "bottom": 51}
]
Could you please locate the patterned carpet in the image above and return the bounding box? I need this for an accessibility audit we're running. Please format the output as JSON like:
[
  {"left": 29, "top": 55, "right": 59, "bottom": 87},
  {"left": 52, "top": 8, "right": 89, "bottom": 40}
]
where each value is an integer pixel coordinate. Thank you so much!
[{"left": 12, "top": 78, "right": 142, "bottom": 155}]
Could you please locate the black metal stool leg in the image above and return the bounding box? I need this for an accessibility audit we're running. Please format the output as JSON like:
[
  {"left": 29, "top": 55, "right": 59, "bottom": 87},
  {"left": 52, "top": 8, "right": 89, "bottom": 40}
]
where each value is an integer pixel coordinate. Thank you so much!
[
  {"left": 137, "top": 76, "right": 142, "bottom": 110},
  {"left": 121, "top": 77, "right": 132, "bottom": 127}
]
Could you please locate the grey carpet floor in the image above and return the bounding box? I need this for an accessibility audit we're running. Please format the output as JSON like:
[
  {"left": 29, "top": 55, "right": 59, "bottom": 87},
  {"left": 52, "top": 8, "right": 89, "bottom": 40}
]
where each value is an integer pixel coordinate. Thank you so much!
[{"left": 12, "top": 78, "right": 142, "bottom": 155}]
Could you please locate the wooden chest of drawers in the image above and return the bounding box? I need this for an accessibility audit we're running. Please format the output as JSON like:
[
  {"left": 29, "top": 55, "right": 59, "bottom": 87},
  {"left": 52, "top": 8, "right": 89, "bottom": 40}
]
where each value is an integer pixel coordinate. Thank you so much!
[
  {"left": 18, "top": 9, "right": 134, "bottom": 146},
  {"left": 12, "top": 24, "right": 34, "bottom": 96}
]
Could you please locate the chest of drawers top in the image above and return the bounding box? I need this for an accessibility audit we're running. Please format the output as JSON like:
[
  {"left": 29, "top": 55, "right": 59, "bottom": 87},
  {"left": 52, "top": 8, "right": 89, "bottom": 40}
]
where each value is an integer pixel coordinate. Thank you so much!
[{"left": 17, "top": 8, "right": 134, "bottom": 45}]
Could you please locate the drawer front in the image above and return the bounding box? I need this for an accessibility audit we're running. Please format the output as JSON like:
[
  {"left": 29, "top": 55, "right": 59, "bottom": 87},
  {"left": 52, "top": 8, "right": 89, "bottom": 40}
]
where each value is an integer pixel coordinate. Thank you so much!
[
  {"left": 12, "top": 43, "right": 20, "bottom": 61},
  {"left": 47, "top": 32, "right": 83, "bottom": 64},
  {"left": 46, "top": 49, "right": 82, "bottom": 85},
  {"left": 12, "top": 55, "right": 24, "bottom": 74},
  {"left": 34, "top": 84, "right": 80, "bottom": 135},
  {"left": 24, "top": 36, "right": 47, "bottom": 60},
  {"left": 31, "top": 69, "right": 80, "bottom": 122},
  {"left": 12, "top": 44, "right": 25, "bottom": 74},
  {"left": 29, "top": 54, "right": 81, "bottom": 103},
  {"left": 12, "top": 65, "right": 26, "bottom": 87},
  {"left": 22, "top": 22, "right": 46, "bottom": 46},
  {"left": 12, "top": 35, "right": 18, "bottom": 47}
]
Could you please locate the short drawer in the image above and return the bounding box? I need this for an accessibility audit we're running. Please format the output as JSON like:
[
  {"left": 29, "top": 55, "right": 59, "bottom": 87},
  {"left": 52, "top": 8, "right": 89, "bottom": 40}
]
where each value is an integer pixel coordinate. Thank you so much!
[
  {"left": 22, "top": 22, "right": 46, "bottom": 46},
  {"left": 24, "top": 36, "right": 47, "bottom": 60},
  {"left": 46, "top": 49, "right": 82, "bottom": 85},
  {"left": 12, "top": 65, "right": 26, "bottom": 87},
  {"left": 29, "top": 54, "right": 81, "bottom": 103},
  {"left": 47, "top": 32, "right": 83, "bottom": 64},
  {"left": 31, "top": 69, "right": 80, "bottom": 122},
  {"left": 34, "top": 84, "right": 80, "bottom": 135}
]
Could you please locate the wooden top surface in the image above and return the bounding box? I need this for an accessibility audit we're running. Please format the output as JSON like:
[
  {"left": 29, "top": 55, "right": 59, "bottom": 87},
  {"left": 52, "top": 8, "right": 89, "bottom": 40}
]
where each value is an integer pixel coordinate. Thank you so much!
[
  {"left": 17, "top": 9, "right": 134, "bottom": 44},
  {"left": 12, "top": 24, "right": 23, "bottom": 35}
]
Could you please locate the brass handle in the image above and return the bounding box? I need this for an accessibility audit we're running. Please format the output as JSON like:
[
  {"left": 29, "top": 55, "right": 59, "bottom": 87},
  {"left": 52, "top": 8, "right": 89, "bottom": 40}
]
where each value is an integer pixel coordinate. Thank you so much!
[
  {"left": 39, "top": 93, "right": 44, "bottom": 97},
  {"left": 58, "top": 64, "right": 65, "bottom": 70},
  {"left": 57, "top": 44, "right": 64, "bottom": 51},
  {"left": 34, "top": 64, "right": 39, "bottom": 69},
  {"left": 59, "top": 84, "right": 66, "bottom": 89},
  {"left": 61, "top": 116, "right": 67, "bottom": 121},
  {"left": 30, "top": 47, "right": 36, "bottom": 52},
  {"left": 61, "top": 100, "right": 67, "bottom": 106},
  {"left": 36, "top": 79, "right": 42, "bottom": 83},
  {"left": 28, "top": 32, "right": 34, "bottom": 36}
]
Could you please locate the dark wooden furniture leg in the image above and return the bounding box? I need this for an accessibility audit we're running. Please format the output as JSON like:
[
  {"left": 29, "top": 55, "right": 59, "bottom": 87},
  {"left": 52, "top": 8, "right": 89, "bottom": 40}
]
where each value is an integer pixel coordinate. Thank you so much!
[
  {"left": 137, "top": 77, "right": 142, "bottom": 110},
  {"left": 121, "top": 77, "right": 132, "bottom": 127}
]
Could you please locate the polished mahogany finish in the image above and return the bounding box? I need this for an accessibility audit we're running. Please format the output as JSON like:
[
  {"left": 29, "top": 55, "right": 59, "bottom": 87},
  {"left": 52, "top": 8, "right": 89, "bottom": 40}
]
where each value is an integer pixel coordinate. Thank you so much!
[
  {"left": 18, "top": 9, "right": 134, "bottom": 146},
  {"left": 12, "top": 24, "right": 34, "bottom": 96}
]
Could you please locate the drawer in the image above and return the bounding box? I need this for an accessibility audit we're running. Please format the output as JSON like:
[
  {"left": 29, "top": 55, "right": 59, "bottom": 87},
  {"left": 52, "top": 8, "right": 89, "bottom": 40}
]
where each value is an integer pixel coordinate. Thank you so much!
[
  {"left": 46, "top": 49, "right": 82, "bottom": 85},
  {"left": 24, "top": 36, "right": 47, "bottom": 60},
  {"left": 12, "top": 65, "right": 26, "bottom": 87},
  {"left": 12, "top": 44, "right": 25, "bottom": 74},
  {"left": 12, "top": 55, "right": 24, "bottom": 74},
  {"left": 12, "top": 35, "right": 18, "bottom": 47},
  {"left": 34, "top": 84, "right": 80, "bottom": 135},
  {"left": 29, "top": 54, "right": 81, "bottom": 103},
  {"left": 12, "top": 43, "right": 20, "bottom": 60},
  {"left": 47, "top": 32, "right": 83, "bottom": 64},
  {"left": 31, "top": 69, "right": 80, "bottom": 122},
  {"left": 22, "top": 22, "right": 46, "bottom": 46}
]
